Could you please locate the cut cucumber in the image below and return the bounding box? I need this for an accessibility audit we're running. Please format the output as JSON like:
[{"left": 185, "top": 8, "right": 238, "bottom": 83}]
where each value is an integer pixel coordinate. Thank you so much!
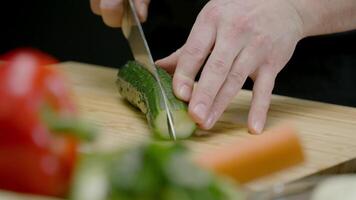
[
  {"left": 69, "top": 154, "right": 110, "bottom": 200},
  {"left": 117, "top": 61, "right": 196, "bottom": 139}
]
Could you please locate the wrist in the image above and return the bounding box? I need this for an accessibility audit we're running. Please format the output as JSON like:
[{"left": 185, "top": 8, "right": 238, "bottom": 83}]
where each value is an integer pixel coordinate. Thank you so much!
[
  {"left": 287, "top": 0, "right": 320, "bottom": 38},
  {"left": 288, "top": 0, "right": 356, "bottom": 37}
]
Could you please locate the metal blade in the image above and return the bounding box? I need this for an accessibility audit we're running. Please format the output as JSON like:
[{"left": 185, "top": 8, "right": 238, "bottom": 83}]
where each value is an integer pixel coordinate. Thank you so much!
[{"left": 122, "top": 0, "right": 177, "bottom": 140}]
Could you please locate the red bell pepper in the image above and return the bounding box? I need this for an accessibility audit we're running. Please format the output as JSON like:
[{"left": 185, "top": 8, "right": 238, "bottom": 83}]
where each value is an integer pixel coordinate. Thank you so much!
[{"left": 0, "top": 49, "right": 94, "bottom": 197}]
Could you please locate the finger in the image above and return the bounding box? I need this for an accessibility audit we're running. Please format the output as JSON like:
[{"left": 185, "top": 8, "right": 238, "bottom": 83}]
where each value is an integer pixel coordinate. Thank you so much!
[
  {"left": 248, "top": 69, "right": 276, "bottom": 134},
  {"left": 202, "top": 33, "right": 272, "bottom": 129},
  {"left": 90, "top": 0, "right": 102, "bottom": 15},
  {"left": 100, "top": 0, "right": 124, "bottom": 27},
  {"left": 134, "top": 0, "right": 150, "bottom": 22},
  {"left": 172, "top": 16, "right": 216, "bottom": 102},
  {"left": 202, "top": 45, "right": 267, "bottom": 129},
  {"left": 189, "top": 29, "right": 244, "bottom": 125},
  {"left": 155, "top": 49, "right": 181, "bottom": 74}
]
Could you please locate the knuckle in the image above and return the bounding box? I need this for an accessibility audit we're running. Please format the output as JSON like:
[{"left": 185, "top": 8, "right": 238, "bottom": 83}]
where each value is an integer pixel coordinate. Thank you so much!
[
  {"left": 236, "top": 54, "right": 250, "bottom": 69},
  {"left": 232, "top": 15, "right": 253, "bottom": 33},
  {"left": 263, "top": 61, "right": 279, "bottom": 74},
  {"left": 201, "top": 3, "right": 221, "bottom": 22},
  {"left": 208, "top": 57, "right": 229, "bottom": 75},
  {"left": 222, "top": 15, "right": 253, "bottom": 40},
  {"left": 253, "top": 34, "right": 272, "bottom": 49},
  {"left": 224, "top": 83, "right": 239, "bottom": 97},
  {"left": 228, "top": 69, "right": 246, "bottom": 86},
  {"left": 183, "top": 42, "right": 206, "bottom": 60},
  {"left": 199, "top": 88, "right": 215, "bottom": 103}
]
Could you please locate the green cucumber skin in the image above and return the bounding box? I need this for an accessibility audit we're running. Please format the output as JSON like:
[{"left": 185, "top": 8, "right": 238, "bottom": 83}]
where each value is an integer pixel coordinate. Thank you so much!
[{"left": 117, "top": 61, "right": 195, "bottom": 139}]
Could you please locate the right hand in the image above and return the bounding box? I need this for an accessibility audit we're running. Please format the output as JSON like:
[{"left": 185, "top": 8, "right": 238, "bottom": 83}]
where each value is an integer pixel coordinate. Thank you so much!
[
  {"left": 90, "top": 0, "right": 150, "bottom": 27},
  {"left": 156, "top": 0, "right": 304, "bottom": 133}
]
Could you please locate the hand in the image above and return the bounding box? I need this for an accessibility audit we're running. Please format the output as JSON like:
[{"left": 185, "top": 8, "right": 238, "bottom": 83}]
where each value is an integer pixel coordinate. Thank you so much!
[
  {"left": 156, "top": 0, "right": 305, "bottom": 134},
  {"left": 90, "top": 0, "right": 150, "bottom": 27}
]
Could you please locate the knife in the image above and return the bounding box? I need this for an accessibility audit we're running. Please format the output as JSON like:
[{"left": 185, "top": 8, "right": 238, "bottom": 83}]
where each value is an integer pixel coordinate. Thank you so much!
[{"left": 122, "top": 0, "right": 177, "bottom": 141}]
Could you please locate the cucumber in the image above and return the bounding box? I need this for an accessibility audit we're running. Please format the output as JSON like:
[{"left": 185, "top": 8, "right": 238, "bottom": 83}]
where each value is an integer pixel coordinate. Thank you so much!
[
  {"left": 117, "top": 61, "right": 196, "bottom": 139},
  {"left": 69, "top": 154, "right": 110, "bottom": 200}
]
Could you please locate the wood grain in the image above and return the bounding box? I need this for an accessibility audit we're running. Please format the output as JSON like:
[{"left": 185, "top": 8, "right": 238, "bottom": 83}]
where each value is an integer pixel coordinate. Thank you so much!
[
  {"left": 2, "top": 61, "right": 356, "bottom": 199},
  {"left": 60, "top": 62, "right": 356, "bottom": 188}
]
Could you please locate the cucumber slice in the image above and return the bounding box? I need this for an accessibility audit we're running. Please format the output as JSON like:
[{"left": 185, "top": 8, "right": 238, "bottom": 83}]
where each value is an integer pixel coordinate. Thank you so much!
[
  {"left": 117, "top": 61, "right": 196, "bottom": 139},
  {"left": 69, "top": 154, "right": 110, "bottom": 200}
]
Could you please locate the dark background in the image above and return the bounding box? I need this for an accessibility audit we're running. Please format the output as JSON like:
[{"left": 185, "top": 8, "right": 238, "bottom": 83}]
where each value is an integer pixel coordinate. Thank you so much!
[{"left": 1, "top": 0, "right": 355, "bottom": 107}]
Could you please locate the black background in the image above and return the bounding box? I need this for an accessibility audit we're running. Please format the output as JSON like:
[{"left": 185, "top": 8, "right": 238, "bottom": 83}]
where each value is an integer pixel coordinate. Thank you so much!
[{"left": 1, "top": 0, "right": 355, "bottom": 107}]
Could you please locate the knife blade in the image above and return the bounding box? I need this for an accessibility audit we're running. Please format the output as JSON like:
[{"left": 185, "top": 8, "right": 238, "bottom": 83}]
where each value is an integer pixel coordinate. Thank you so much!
[{"left": 122, "top": 0, "right": 177, "bottom": 140}]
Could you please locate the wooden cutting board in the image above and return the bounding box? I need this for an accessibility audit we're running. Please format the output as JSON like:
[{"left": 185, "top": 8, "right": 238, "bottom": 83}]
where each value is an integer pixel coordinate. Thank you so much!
[{"left": 2, "top": 61, "right": 356, "bottom": 199}]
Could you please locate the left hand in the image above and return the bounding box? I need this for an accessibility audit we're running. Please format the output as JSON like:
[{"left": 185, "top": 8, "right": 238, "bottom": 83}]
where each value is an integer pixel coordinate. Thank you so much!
[
  {"left": 156, "top": 0, "right": 305, "bottom": 134},
  {"left": 90, "top": 0, "right": 150, "bottom": 27}
]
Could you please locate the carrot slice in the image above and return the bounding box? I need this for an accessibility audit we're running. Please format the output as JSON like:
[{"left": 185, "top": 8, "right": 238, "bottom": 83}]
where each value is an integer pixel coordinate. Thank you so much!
[{"left": 194, "top": 124, "right": 304, "bottom": 183}]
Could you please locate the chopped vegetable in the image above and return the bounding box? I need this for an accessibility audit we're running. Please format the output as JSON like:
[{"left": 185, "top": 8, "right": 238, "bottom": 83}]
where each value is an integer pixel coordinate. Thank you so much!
[
  {"left": 0, "top": 49, "right": 95, "bottom": 197},
  {"left": 195, "top": 124, "right": 304, "bottom": 183},
  {"left": 311, "top": 175, "right": 356, "bottom": 200},
  {"left": 70, "top": 143, "right": 244, "bottom": 200},
  {"left": 70, "top": 154, "right": 111, "bottom": 200},
  {"left": 117, "top": 61, "right": 196, "bottom": 140}
]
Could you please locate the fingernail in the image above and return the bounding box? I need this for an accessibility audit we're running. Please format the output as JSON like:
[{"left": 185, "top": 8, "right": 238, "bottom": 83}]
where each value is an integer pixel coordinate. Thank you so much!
[
  {"left": 193, "top": 103, "right": 207, "bottom": 122},
  {"left": 253, "top": 121, "right": 263, "bottom": 134},
  {"left": 205, "top": 113, "right": 216, "bottom": 129},
  {"left": 178, "top": 84, "right": 191, "bottom": 101}
]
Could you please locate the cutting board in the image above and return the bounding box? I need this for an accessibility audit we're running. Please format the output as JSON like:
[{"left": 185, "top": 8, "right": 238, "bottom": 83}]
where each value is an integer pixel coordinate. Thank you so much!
[{"left": 2, "top": 61, "right": 356, "bottom": 199}]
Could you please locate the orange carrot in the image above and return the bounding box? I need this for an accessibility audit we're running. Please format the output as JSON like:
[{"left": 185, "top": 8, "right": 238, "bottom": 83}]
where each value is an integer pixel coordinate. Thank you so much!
[{"left": 194, "top": 124, "right": 304, "bottom": 183}]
